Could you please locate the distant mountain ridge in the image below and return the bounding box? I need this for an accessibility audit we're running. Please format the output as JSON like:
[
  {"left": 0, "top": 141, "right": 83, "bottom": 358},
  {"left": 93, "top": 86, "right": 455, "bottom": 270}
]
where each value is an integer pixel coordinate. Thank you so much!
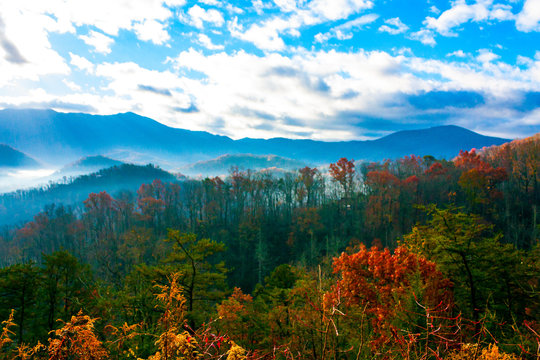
[
  {"left": 0, "top": 109, "right": 510, "bottom": 167},
  {"left": 56, "top": 155, "right": 125, "bottom": 177},
  {"left": 0, "top": 144, "right": 40, "bottom": 169},
  {"left": 182, "top": 154, "right": 307, "bottom": 176}
]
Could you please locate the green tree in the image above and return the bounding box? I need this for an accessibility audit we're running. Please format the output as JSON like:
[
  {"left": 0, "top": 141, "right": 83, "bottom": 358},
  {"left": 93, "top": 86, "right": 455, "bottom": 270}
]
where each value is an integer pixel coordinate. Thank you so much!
[
  {"left": 403, "top": 206, "right": 525, "bottom": 332},
  {"left": 41, "top": 251, "right": 94, "bottom": 331},
  {"left": 0, "top": 263, "right": 40, "bottom": 343},
  {"left": 164, "top": 231, "right": 228, "bottom": 328}
]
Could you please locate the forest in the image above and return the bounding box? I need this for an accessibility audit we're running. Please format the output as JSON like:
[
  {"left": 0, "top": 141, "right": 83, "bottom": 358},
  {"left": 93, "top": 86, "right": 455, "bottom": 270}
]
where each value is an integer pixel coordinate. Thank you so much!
[{"left": 0, "top": 134, "right": 538, "bottom": 359}]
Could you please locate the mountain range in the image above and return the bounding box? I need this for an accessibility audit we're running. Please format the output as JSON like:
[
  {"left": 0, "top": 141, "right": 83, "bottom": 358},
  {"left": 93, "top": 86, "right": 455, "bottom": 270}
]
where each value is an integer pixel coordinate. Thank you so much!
[{"left": 0, "top": 109, "right": 510, "bottom": 168}]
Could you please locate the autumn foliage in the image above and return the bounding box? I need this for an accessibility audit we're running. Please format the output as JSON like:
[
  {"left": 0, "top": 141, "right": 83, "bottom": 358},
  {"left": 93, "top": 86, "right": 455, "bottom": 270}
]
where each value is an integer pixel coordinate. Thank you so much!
[
  {"left": 327, "top": 245, "right": 454, "bottom": 353},
  {"left": 0, "top": 135, "right": 539, "bottom": 359}
]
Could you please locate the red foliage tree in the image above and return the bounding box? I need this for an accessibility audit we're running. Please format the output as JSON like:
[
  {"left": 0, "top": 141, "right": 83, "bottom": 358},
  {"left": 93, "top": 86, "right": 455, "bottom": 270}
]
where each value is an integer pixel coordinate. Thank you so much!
[{"left": 326, "top": 245, "right": 454, "bottom": 351}]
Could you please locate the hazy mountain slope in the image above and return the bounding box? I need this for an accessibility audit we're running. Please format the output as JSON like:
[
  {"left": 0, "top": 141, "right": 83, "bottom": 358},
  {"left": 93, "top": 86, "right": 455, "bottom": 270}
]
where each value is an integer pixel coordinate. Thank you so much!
[
  {"left": 0, "top": 163, "right": 178, "bottom": 226},
  {"left": 363, "top": 125, "right": 510, "bottom": 160},
  {"left": 0, "top": 144, "right": 40, "bottom": 168},
  {"left": 0, "top": 109, "right": 235, "bottom": 165},
  {"left": 0, "top": 109, "right": 510, "bottom": 166},
  {"left": 182, "top": 154, "right": 307, "bottom": 176},
  {"left": 56, "top": 155, "right": 125, "bottom": 177}
]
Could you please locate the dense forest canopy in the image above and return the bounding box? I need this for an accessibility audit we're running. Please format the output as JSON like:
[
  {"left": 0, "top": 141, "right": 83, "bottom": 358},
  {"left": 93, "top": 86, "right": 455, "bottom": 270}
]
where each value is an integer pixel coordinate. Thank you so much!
[{"left": 0, "top": 135, "right": 538, "bottom": 359}]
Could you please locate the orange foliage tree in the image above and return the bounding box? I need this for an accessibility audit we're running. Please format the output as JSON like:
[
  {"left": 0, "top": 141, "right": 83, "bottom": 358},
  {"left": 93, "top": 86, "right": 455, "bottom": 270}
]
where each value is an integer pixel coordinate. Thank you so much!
[{"left": 326, "top": 245, "right": 455, "bottom": 356}]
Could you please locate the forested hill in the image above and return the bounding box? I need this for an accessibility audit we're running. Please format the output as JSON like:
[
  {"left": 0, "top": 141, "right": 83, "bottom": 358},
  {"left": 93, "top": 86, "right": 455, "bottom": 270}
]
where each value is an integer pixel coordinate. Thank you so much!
[
  {"left": 0, "top": 109, "right": 509, "bottom": 166},
  {"left": 181, "top": 154, "right": 307, "bottom": 176},
  {"left": 55, "top": 155, "right": 125, "bottom": 178},
  {"left": 0, "top": 163, "right": 178, "bottom": 226}
]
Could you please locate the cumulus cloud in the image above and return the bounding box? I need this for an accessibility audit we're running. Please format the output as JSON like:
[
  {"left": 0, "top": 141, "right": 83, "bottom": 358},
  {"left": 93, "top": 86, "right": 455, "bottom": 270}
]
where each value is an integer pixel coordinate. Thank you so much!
[
  {"left": 187, "top": 5, "right": 225, "bottom": 29},
  {"left": 197, "top": 34, "right": 225, "bottom": 50},
  {"left": 378, "top": 17, "right": 408, "bottom": 34},
  {"left": 516, "top": 0, "right": 540, "bottom": 32},
  {"left": 476, "top": 49, "right": 500, "bottom": 63},
  {"left": 231, "top": 0, "right": 374, "bottom": 51},
  {"left": 424, "top": 0, "right": 492, "bottom": 36},
  {"left": 230, "top": 17, "right": 293, "bottom": 51},
  {"left": 315, "top": 14, "right": 379, "bottom": 42},
  {"left": 69, "top": 53, "right": 95, "bottom": 73},
  {"left": 424, "top": 0, "right": 514, "bottom": 37},
  {"left": 447, "top": 50, "right": 468, "bottom": 58},
  {"left": 133, "top": 19, "right": 170, "bottom": 45},
  {"left": 79, "top": 31, "right": 115, "bottom": 54},
  {"left": 0, "top": 2, "right": 70, "bottom": 83},
  {"left": 409, "top": 29, "right": 436, "bottom": 46},
  {"left": 308, "top": 0, "right": 374, "bottom": 21},
  {"left": 0, "top": 16, "right": 27, "bottom": 64}
]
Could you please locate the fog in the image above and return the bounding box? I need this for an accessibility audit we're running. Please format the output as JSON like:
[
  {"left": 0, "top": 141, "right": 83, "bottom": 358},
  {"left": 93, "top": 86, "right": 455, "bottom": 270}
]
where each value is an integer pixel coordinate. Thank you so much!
[{"left": 0, "top": 168, "right": 57, "bottom": 193}]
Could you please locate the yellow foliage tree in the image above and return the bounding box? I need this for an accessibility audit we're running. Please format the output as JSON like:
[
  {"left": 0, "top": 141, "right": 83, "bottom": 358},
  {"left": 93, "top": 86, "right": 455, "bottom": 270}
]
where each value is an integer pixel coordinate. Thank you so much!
[{"left": 47, "top": 311, "right": 108, "bottom": 360}]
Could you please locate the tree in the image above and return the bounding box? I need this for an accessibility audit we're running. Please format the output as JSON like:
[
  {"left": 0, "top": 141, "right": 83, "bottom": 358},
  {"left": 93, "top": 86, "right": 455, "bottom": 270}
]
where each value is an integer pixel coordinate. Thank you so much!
[
  {"left": 403, "top": 206, "right": 525, "bottom": 332},
  {"left": 326, "top": 244, "right": 454, "bottom": 353},
  {"left": 0, "top": 263, "right": 40, "bottom": 344},
  {"left": 47, "top": 311, "right": 108, "bottom": 360},
  {"left": 41, "top": 251, "right": 94, "bottom": 331},
  {"left": 164, "top": 231, "right": 228, "bottom": 328}
]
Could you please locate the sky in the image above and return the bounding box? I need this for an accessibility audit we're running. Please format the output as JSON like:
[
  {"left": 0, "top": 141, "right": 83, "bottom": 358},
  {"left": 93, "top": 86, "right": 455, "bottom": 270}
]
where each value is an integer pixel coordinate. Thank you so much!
[{"left": 0, "top": 0, "right": 539, "bottom": 141}]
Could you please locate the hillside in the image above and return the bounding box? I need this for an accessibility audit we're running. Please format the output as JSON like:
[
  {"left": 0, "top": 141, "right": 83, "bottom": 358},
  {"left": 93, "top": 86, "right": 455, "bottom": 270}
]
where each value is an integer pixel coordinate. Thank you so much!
[
  {"left": 0, "top": 144, "right": 40, "bottom": 169},
  {"left": 56, "top": 155, "right": 125, "bottom": 178},
  {"left": 182, "top": 154, "right": 307, "bottom": 176},
  {"left": 0, "top": 163, "right": 178, "bottom": 226}
]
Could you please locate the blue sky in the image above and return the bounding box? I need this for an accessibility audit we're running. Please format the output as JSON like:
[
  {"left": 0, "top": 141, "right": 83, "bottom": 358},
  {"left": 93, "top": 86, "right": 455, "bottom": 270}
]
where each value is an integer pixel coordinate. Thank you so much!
[{"left": 0, "top": 0, "right": 539, "bottom": 140}]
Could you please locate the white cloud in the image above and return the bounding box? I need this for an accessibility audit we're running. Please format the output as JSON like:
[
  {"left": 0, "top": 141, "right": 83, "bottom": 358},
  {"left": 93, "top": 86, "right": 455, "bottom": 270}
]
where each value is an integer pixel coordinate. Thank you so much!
[
  {"left": 516, "top": 0, "right": 540, "bottom": 32},
  {"left": 230, "top": 17, "right": 293, "bottom": 51},
  {"left": 63, "top": 79, "right": 82, "bottom": 92},
  {"left": 51, "top": 0, "right": 183, "bottom": 37},
  {"left": 308, "top": 0, "right": 373, "bottom": 21},
  {"left": 424, "top": 0, "right": 491, "bottom": 36},
  {"left": 477, "top": 49, "right": 500, "bottom": 63},
  {"left": 69, "top": 53, "right": 95, "bottom": 73},
  {"left": 490, "top": 4, "right": 514, "bottom": 21},
  {"left": 273, "top": 0, "right": 300, "bottom": 12},
  {"left": 447, "top": 50, "right": 467, "bottom": 58},
  {"left": 163, "top": 48, "right": 540, "bottom": 139},
  {"left": 252, "top": 0, "right": 266, "bottom": 15},
  {"left": 0, "top": 0, "right": 185, "bottom": 62},
  {"left": 409, "top": 29, "right": 436, "bottom": 46},
  {"left": 200, "top": 0, "right": 220, "bottom": 5},
  {"left": 164, "top": 48, "right": 426, "bottom": 139},
  {"left": 133, "top": 20, "right": 170, "bottom": 45},
  {"left": 231, "top": 0, "right": 373, "bottom": 51},
  {"left": 197, "top": 34, "right": 225, "bottom": 50},
  {"left": 424, "top": 0, "right": 515, "bottom": 37},
  {"left": 0, "top": 3, "right": 70, "bottom": 83},
  {"left": 79, "top": 31, "right": 115, "bottom": 54},
  {"left": 429, "top": 5, "right": 441, "bottom": 14},
  {"left": 379, "top": 17, "right": 409, "bottom": 34},
  {"left": 315, "top": 14, "right": 379, "bottom": 42},
  {"left": 187, "top": 5, "right": 225, "bottom": 29}
]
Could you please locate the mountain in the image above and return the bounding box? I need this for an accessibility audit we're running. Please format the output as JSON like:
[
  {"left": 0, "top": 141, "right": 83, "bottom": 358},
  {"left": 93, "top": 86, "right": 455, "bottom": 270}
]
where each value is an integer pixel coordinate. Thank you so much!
[
  {"left": 56, "top": 155, "right": 125, "bottom": 178},
  {"left": 0, "top": 163, "right": 179, "bottom": 226},
  {"left": 182, "top": 154, "right": 307, "bottom": 177},
  {"left": 0, "top": 108, "right": 234, "bottom": 166},
  {"left": 0, "top": 144, "right": 40, "bottom": 169},
  {"left": 0, "top": 109, "right": 510, "bottom": 167}
]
